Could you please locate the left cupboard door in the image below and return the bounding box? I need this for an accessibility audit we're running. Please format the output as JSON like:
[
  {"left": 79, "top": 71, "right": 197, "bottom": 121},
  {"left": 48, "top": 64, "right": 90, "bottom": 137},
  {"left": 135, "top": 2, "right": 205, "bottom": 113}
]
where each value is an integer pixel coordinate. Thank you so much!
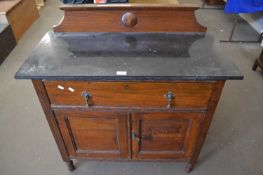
[{"left": 54, "top": 110, "right": 130, "bottom": 159}]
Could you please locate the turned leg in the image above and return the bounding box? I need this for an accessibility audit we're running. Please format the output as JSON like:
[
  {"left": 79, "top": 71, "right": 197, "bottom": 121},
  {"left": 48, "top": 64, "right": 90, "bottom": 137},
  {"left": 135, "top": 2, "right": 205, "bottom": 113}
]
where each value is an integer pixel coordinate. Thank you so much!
[
  {"left": 252, "top": 60, "right": 258, "bottom": 71},
  {"left": 185, "top": 163, "right": 195, "bottom": 173},
  {"left": 66, "top": 160, "right": 75, "bottom": 171}
]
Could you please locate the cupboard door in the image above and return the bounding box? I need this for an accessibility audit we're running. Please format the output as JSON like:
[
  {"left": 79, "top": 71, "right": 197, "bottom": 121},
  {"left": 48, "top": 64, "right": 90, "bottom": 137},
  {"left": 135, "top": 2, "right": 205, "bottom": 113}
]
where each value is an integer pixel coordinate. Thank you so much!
[
  {"left": 131, "top": 112, "right": 203, "bottom": 160},
  {"left": 55, "top": 110, "right": 129, "bottom": 159}
]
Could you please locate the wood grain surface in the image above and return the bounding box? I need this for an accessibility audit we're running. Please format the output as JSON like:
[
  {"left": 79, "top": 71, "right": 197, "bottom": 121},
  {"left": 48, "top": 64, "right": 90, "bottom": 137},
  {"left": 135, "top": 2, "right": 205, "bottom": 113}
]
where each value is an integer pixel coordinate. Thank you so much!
[
  {"left": 53, "top": 4, "right": 206, "bottom": 32},
  {"left": 55, "top": 110, "right": 130, "bottom": 159},
  {"left": 44, "top": 81, "right": 214, "bottom": 109},
  {"left": 131, "top": 111, "right": 204, "bottom": 160}
]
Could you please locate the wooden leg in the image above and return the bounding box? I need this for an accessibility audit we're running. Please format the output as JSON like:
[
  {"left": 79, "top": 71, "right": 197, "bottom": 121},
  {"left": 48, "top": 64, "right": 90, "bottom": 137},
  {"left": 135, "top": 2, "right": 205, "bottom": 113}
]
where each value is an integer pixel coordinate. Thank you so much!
[
  {"left": 33, "top": 80, "right": 73, "bottom": 171},
  {"left": 254, "top": 49, "right": 263, "bottom": 71},
  {"left": 252, "top": 60, "right": 258, "bottom": 71},
  {"left": 66, "top": 160, "right": 75, "bottom": 171},
  {"left": 186, "top": 81, "right": 225, "bottom": 173},
  {"left": 185, "top": 163, "right": 194, "bottom": 173}
]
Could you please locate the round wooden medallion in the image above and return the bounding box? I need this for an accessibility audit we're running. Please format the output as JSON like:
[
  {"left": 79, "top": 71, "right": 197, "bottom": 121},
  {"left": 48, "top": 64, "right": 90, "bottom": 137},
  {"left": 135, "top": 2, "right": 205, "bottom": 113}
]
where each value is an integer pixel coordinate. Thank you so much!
[{"left": 121, "top": 12, "right": 138, "bottom": 28}]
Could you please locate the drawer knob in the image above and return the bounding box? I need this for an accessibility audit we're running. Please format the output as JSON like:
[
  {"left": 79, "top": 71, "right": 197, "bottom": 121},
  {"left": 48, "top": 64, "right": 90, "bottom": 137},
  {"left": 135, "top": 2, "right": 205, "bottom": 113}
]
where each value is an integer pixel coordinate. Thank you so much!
[
  {"left": 81, "top": 91, "right": 92, "bottom": 107},
  {"left": 164, "top": 91, "right": 175, "bottom": 109},
  {"left": 121, "top": 12, "right": 138, "bottom": 28}
]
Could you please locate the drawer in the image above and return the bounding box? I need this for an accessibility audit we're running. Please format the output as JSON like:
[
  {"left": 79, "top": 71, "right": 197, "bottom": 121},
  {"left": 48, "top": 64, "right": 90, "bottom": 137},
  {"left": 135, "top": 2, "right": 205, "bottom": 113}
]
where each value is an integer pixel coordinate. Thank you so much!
[{"left": 44, "top": 81, "right": 214, "bottom": 108}]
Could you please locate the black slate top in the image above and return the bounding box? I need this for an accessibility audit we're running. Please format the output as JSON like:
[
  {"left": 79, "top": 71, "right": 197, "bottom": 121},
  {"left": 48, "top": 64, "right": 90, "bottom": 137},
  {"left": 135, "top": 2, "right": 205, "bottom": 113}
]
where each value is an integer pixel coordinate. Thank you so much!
[{"left": 15, "top": 31, "right": 243, "bottom": 81}]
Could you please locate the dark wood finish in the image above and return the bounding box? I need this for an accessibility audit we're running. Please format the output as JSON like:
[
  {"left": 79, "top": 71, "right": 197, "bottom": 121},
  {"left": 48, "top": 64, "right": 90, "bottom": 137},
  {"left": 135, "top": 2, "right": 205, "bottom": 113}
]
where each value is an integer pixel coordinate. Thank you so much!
[
  {"left": 22, "top": 4, "right": 233, "bottom": 173},
  {"left": 44, "top": 81, "right": 214, "bottom": 109},
  {"left": 131, "top": 112, "right": 204, "bottom": 160},
  {"left": 0, "top": 0, "right": 39, "bottom": 41},
  {"left": 0, "top": 24, "right": 16, "bottom": 65},
  {"left": 33, "top": 78, "right": 226, "bottom": 172},
  {"left": 54, "top": 110, "right": 130, "bottom": 159},
  {"left": 32, "top": 80, "right": 74, "bottom": 170},
  {"left": 204, "top": 0, "right": 225, "bottom": 5},
  {"left": 252, "top": 49, "right": 263, "bottom": 71},
  {"left": 185, "top": 80, "right": 225, "bottom": 172},
  {"left": 53, "top": 4, "right": 207, "bottom": 33},
  {"left": 41, "top": 80, "right": 225, "bottom": 172}
]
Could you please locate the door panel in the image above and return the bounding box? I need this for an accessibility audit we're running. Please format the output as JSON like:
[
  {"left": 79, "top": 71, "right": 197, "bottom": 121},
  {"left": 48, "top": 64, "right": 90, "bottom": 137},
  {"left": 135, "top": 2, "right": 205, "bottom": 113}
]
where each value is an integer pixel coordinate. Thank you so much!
[
  {"left": 141, "top": 119, "right": 189, "bottom": 151},
  {"left": 55, "top": 110, "right": 129, "bottom": 159},
  {"left": 131, "top": 112, "right": 203, "bottom": 160}
]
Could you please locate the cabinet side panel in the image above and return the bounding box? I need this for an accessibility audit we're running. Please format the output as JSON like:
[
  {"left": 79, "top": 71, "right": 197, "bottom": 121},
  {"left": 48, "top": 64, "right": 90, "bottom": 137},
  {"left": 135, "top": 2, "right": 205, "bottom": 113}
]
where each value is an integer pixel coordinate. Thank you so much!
[
  {"left": 32, "top": 80, "right": 70, "bottom": 162},
  {"left": 186, "top": 80, "right": 225, "bottom": 172}
]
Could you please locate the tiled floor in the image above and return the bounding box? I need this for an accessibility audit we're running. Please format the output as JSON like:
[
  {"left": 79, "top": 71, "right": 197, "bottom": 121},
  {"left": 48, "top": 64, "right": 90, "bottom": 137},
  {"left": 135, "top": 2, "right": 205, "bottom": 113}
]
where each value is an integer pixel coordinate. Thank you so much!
[{"left": 0, "top": 1, "right": 263, "bottom": 175}]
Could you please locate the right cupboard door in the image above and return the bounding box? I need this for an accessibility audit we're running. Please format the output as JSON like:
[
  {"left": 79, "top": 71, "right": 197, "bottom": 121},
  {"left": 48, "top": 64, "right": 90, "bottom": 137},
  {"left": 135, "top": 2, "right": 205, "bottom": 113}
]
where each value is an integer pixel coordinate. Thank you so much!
[{"left": 131, "top": 112, "right": 204, "bottom": 160}]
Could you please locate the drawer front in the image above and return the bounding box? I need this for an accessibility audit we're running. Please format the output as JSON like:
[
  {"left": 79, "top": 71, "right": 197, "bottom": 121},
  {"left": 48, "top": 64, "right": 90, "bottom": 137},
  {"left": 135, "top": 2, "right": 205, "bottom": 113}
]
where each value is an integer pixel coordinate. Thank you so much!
[
  {"left": 45, "top": 81, "right": 214, "bottom": 108},
  {"left": 131, "top": 112, "right": 203, "bottom": 160},
  {"left": 55, "top": 110, "right": 129, "bottom": 159}
]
